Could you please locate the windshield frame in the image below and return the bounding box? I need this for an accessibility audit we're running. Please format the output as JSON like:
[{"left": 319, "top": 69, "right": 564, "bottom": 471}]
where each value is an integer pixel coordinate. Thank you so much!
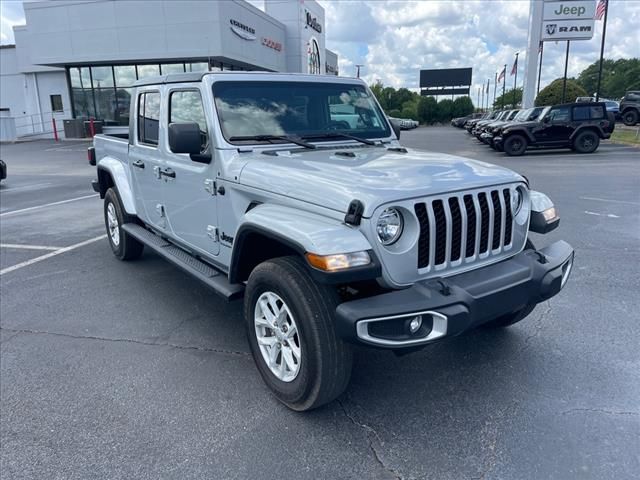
[{"left": 212, "top": 80, "right": 392, "bottom": 147}]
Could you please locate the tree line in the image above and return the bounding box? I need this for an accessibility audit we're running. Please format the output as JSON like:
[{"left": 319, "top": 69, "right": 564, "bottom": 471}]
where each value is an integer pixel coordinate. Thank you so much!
[{"left": 370, "top": 58, "right": 639, "bottom": 123}]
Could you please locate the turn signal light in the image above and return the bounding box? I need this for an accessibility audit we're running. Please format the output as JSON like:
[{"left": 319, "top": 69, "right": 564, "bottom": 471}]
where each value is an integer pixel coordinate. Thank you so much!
[{"left": 305, "top": 251, "right": 371, "bottom": 272}]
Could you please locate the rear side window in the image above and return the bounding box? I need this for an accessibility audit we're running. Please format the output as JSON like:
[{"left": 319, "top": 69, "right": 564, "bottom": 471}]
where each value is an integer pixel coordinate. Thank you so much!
[
  {"left": 573, "top": 105, "right": 605, "bottom": 121},
  {"left": 169, "top": 90, "right": 208, "bottom": 152},
  {"left": 137, "top": 91, "right": 160, "bottom": 146}
]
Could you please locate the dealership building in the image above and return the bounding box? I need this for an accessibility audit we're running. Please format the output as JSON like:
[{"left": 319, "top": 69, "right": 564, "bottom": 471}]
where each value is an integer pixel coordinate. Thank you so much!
[{"left": 0, "top": 0, "right": 338, "bottom": 140}]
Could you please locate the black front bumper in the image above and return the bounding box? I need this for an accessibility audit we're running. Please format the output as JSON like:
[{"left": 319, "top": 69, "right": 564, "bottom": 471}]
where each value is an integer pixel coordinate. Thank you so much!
[{"left": 336, "top": 241, "right": 574, "bottom": 348}]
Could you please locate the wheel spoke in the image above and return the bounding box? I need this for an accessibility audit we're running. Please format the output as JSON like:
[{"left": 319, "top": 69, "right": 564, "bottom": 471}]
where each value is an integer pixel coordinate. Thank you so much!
[
  {"left": 282, "top": 347, "right": 296, "bottom": 372},
  {"left": 259, "top": 299, "right": 276, "bottom": 325},
  {"left": 278, "top": 355, "right": 286, "bottom": 377},
  {"left": 285, "top": 324, "right": 297, "bottom": 339},
  {"left": 257, "top": 336, "right": 276, "bottom": 347},
  {"left": 288, "top": 340, "right": 301, "bottom": 360},
  {"left": 268, "top": 343, "right": 280, "bottom": 367},
  {"left": 255, "top": 316, "right": 271, "bottom": 329}
]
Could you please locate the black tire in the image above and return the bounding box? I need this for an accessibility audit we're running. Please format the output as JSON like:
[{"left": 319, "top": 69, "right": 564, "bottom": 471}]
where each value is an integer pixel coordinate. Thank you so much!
[
  {"left": 495, "top": 142, "right": 504, "bottom": 152},
  {"left": 503, "top": 134, "right": 528, "bottom": 156},
  {"left": 622, "top": 109, "right": 638, "bottom": 126},
  {"left": 483, "top": 240, "right": 536, "bottom": 328},
  {"left": 104, "top": 188, "right": 144, "bottom": 261},
  {"left": 573, "top": 130, "right": 600, "bottom": 154},
  {"left": 244, "top": 256, "right": 353, "bottom": 411}
]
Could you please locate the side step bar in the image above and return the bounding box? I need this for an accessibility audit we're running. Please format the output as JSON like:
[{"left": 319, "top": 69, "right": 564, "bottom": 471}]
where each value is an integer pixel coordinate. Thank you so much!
[{"left": 122, "top": 223, "right": 244, "bottom": 301}]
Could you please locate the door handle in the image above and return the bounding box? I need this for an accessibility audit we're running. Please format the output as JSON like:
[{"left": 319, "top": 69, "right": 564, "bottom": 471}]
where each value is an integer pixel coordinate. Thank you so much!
[
  {"left": 132, "top": 159, "right": 145, "bottom": 169},
  {"left": 160, "top": 168, "right": 176, "bottom": 178}
]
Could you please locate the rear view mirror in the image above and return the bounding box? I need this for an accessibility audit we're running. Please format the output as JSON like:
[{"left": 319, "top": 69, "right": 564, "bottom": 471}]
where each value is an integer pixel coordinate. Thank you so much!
[
  {"left": 168, "top": 122, "right": 211, "bottom": 164},
  {"left": 390, "top": 119, "right": 401, "bottom": 139},
  {"left": 168, "top": 122, "right": 202, "bottom": 154}
]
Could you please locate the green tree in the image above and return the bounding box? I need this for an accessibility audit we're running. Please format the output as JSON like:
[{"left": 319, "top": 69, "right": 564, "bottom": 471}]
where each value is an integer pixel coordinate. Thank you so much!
[
  {"left": 452, "top": 96, "right": 475, "bottom": 117},
  {"left": 435, "top": 99, "right": 454, "bottom": 123},
  {"left": 400, "top": 100, "right": 419, "bottom": 120},
  {"left": 418, "top": 96, "right": 437, "bottom": 124},
  {"left": 493, "top": 87, "right": 523, "bottom": 109},
  {"left": 535, "top": 78, "right": 587, "bottom": 106},
  {"left": 577, "top": 58, "right": 640, "bottom": 100},
  {"left": 369, "top": 80, "right": 386, "bottom": 109}
]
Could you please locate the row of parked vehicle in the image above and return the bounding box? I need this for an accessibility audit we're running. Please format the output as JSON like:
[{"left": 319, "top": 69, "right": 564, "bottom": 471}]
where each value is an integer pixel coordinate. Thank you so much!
[
  {"left": 452, "top": 102, "right": 616, "bottom": 156},
  {"left": 576, "top": 90, "right": 640, "bottom": 126}
]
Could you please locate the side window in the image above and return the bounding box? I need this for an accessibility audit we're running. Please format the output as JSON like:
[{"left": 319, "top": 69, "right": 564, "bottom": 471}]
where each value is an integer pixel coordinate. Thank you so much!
[
  {"left": 573, "top": 106, "right": 590, "bottom": 121},
  {"left": 137, "top": 91, "right": 160, "bottom": 146},
  {"left": 549, "top": 106, "right": 570, "bottom": 122},
  {"left": 169, "top": 90, "right": 208, "bottom": 152},
  {"left": 589, "top": 106, "right": 605, "bottom": 119}
]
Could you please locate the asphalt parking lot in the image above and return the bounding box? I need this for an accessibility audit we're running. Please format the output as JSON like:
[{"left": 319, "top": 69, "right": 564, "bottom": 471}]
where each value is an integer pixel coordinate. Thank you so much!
[{"left": 1, "top": 129, "right": 639, "bottom": 479}]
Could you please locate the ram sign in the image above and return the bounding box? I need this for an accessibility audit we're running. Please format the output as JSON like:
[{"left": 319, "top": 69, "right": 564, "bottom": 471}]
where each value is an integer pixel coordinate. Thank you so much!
[
  {"left": 541, "top": 19, "right": 595, "bottom": 40},
  {"left": 541, "top": 0, "right": 596, "bottom": 41}
]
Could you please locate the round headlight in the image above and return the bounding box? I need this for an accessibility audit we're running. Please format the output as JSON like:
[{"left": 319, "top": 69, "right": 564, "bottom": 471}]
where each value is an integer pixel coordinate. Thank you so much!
[
  {"left": 376, "top": 208, "right": 404, "bottom": 246},
  {"left": 511, "top": 187, "right": 524, "bottom": 215}
]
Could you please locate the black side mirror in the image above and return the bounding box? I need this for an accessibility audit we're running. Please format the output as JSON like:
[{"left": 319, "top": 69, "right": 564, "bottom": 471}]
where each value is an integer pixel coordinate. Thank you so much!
[
  {"left": 390, "top": 119, "right": 401, "bottom": 139},
  {"left": 168, "top": 122, "right": 211, "bottom": 164},
  {"left": 543, "top": 115, "right": 551, "bottom": 123}
]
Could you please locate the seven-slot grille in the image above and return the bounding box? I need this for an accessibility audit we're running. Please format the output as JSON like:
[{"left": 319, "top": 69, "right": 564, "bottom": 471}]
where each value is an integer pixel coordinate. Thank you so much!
[{"left": 415, "top": 187, "right": 516, "bottom": 270}]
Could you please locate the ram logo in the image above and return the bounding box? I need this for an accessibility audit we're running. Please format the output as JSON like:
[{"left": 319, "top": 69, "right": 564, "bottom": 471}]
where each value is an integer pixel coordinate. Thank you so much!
[{"left": 546, "top": 24, "right": 557, "bottom": 35}]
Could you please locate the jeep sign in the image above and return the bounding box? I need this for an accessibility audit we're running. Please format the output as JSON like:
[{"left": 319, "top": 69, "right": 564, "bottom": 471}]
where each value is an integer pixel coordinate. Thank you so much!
[
  {"left": 541, "top": 19, "right": 595, "bottom": 40},
  {"left": 543, "top": 1, "right": 596, "bottom": 21}
]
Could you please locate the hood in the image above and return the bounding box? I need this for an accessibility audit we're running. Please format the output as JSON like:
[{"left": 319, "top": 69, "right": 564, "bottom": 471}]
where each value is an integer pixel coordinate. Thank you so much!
[
  {"left": 238, "top": 146, "right": 524, "bottom": 217},
  {"left": 504, "top": 120, "right": 539, "bottom": 130}
]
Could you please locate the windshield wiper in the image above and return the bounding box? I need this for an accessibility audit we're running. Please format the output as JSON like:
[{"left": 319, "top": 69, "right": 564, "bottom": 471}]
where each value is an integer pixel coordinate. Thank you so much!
[
  {"left": 301, "top": 132, "right": 376, "bottom": 146},
  {"left": 228, "top": 135, "right": 316, "bottom": 149}
]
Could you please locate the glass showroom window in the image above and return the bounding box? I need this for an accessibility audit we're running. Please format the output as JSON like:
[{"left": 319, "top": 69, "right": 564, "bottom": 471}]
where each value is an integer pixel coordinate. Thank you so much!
[
  {"left": 114, "top": 65, "right": 137, "bottom": 87},
  {"left": 90, "top": 66, "right": 114, "bottom": 89},
  {"left": 137, "top": 65, "right": 160, "bottom": 79},
  {"left": 69, "top": 67, "right": 95, "bottom": 118},
  {"left": 161, "top": 63, "right": 185, "bottom": 74}
]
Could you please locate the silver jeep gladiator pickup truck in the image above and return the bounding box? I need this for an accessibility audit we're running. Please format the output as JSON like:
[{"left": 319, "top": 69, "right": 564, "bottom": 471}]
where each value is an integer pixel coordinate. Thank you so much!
[{"left": 89, "top": 72, "right": 574, "bottom": 411}]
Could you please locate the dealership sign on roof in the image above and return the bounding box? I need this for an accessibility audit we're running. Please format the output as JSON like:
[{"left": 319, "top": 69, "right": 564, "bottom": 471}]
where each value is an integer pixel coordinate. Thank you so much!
[{"left": 540, "top": 0, "right": 596, "bottom": 41}]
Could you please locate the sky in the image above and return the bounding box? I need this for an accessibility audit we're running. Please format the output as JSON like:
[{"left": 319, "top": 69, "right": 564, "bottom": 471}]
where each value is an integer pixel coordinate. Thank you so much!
[{"left": 1, "top": 0, "right": 638, "bottom": 99}]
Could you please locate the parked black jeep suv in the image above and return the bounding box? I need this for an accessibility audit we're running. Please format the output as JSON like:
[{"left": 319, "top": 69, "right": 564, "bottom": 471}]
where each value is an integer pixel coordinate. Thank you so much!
[
  {"left": 619, "top": 91, "right": 640, "bottom": 126},
  {"left": 494, "top": 103, "right": 614, "bottom": 156}
]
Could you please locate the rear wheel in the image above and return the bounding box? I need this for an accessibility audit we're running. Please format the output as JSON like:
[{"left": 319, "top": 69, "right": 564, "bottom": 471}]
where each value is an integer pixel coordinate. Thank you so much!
[
  {"left": 573, "top": 130, "right": 600, "bottom": 153},
  {"left": 244, "top": 256, "right": 353, "bottom": 411},
  {"left": 503, "top": 134, "right": 528, "bottom": 156},
  {"left": 622, "top": 109, "right": 638, "bottom": 126},
  {"left": 483, "top": 240, "right": 537, "bottom": 328},
  {"left": 104, "top": 188, "right": 144, "bottom": 261}
]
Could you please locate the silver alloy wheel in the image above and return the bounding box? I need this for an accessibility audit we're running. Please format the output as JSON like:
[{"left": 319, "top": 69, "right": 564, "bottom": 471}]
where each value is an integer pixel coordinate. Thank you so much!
[
  {"left": 254, "top": 291, "right": 301, "bottom": 382},
  {"left": 106, "top": 202, "right": 120, "bottom": 247}
]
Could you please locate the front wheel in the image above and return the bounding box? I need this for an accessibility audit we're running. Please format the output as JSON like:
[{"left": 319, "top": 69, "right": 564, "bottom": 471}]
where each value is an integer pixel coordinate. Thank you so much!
[
  {"left": 104, "top": 188, "right": 144, "bottom": 261},
  {"left": 622, "top": 109, "right": 638, "bottom": 126},
  {"left": 244, "top": 256, "right": 353, "bottom": 411},
  {"left": 503, "top": 134, "right": 528, "bottom": 156},
  {"left": 573, "top": 130, "right": 600, "bottom": 153}
]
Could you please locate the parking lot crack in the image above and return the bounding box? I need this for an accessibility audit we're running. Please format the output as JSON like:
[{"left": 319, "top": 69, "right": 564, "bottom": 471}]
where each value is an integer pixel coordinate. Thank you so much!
[
  {"left": 521, "top": 301, "right": 552, "bottom": 352},
  {"left": 0, "top": 327, "right": 251, "bottom": 357},
  {"left": 337, "top": 398, "right": 402, "bottom": 480}
]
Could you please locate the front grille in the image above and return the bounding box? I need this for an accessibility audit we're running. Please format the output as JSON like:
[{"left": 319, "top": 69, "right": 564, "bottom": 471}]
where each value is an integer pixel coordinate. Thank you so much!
[{"left": 415, "top": 187, "right": 517, "bottom": 270}]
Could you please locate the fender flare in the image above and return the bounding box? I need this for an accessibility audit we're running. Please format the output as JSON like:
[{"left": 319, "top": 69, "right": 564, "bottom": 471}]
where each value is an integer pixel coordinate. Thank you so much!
[
  {"left": 570, "top": 125, "right": 605, "bottom": 140},
  {"left": 96, "top": 157, "right": 137, "bottom": 216},
  {"left": 503, "top": 128, "right": 536, "bottom": 143},
  {"left": 229, "top": 203, "right": 379, "bottom": 284}
]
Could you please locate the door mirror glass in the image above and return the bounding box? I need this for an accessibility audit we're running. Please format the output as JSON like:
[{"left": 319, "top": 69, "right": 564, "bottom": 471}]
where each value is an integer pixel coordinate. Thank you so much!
[{"left": 168, "top": 122, "right": 203, "bottom": 155}]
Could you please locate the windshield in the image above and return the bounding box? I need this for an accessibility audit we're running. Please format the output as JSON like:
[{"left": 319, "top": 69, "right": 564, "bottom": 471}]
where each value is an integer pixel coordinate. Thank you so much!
[
  {"left": 514, "top": 108, "right": 531, "bottom": 121},
  {"left": 538, "top": 106, "right": 551, "bottom": 120},
  {"left": 213, "top": 81, "right": 391, "bottom": 144}
]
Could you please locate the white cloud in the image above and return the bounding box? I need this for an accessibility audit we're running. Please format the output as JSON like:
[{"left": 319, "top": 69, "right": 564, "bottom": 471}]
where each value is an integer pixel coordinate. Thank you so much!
[{"left": 321, "top": 0, "right": 639, "bottom": 98}]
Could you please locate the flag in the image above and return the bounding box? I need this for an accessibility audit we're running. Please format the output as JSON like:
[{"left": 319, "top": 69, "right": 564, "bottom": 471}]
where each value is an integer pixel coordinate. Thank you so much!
[
  {"left": 498, "top": 67, "right": 506, "bottom": 83},
  {"left": 595, "top": 0, "right": 607, "bottom": 20},
  {"left": 510, "top": 55, "right": 518, "bottom": 76}
]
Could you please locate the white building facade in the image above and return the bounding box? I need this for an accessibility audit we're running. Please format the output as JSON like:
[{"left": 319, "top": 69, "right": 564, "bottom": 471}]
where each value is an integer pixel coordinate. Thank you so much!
[{"left": 0, "top": 0, "right": 338, "bottom": 140}]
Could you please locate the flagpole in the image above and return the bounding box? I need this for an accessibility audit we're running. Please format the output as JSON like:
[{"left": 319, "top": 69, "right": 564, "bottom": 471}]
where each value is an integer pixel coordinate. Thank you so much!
[
  {"left": 561, "top": 41, "right": 570, "bottom": 103},
  {"left": 486, "top": 79, "right": 490, "bottom": 111},
  {"left": 595, "top": 0, "right": 609, "bottom": 101},
  {"left": 502, "top": 64, "right": 506, "bottom": 109},
  {"left": 477, "top": 87, "right": 481, "bottom": 112},
  {"left": 493, "top": 72, "right": 497, "bottom": 109},
  {"left": 481, "top": 85, "right": 485, "bottom": 112},
  {"left": 512, "top": 52, "right": 519, "bottom": 108},
  {"left": 537, "top": 42, "right": 544, "bottom": 96}
]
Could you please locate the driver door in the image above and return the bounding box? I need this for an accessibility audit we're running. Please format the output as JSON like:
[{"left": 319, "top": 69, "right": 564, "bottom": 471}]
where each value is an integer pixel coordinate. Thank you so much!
[
  {"left": 161, "top": 87, "right": 219, "bottom": 256},
  {"left": 537, "top": 106, "right": 571, "bottom": 145}
]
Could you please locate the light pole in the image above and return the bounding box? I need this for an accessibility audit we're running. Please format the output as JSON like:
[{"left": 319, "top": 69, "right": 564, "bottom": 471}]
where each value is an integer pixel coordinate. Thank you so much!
[{"left": 355, "top": 64, "right": 364, "bottom": 78}]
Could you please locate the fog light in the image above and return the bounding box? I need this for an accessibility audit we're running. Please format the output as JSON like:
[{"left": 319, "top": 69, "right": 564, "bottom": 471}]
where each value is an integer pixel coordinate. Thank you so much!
[{"left": 408, "top": 316, "right": 422, "bottom": 334}]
